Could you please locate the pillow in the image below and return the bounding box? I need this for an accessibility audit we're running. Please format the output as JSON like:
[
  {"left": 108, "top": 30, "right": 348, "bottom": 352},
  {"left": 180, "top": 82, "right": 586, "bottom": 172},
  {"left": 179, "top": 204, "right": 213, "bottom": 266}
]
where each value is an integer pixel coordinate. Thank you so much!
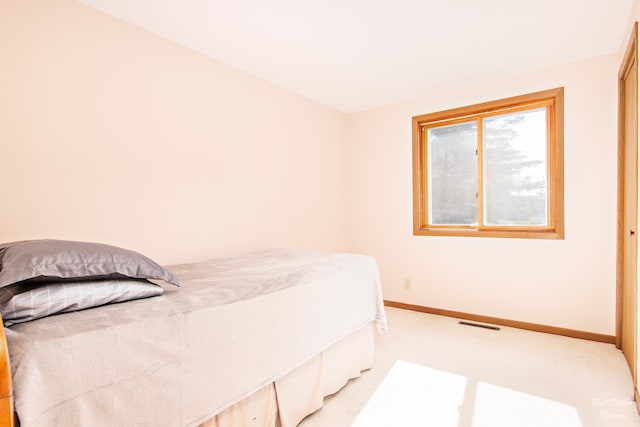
[
  {"left": 0, "top": 279, "right": 164, "bottom": 326},
  {"left": 0, "top": 239, "right": 179, "bottom": 288}
]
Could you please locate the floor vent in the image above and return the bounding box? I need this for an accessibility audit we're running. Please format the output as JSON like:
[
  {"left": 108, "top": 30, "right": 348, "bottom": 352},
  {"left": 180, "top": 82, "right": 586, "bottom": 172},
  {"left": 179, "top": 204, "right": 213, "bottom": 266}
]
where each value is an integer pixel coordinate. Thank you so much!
[{"left": 458, "top": 321, "right": 500, "bottom": 331}]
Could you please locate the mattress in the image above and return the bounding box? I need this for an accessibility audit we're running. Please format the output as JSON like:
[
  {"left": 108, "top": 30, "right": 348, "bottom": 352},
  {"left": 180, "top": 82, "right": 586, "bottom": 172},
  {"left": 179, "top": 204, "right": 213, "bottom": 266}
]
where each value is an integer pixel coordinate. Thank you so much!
[{"left": 5, "top": 249, "right": 387, "bottom": 426}]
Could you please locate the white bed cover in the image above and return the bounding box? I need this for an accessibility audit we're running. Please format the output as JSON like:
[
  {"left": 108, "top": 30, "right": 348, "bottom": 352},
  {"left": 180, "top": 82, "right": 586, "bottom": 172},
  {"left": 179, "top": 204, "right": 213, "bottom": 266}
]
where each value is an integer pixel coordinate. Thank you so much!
[{"left": 6, "top": 249, "right": 387, "bottom": 427}]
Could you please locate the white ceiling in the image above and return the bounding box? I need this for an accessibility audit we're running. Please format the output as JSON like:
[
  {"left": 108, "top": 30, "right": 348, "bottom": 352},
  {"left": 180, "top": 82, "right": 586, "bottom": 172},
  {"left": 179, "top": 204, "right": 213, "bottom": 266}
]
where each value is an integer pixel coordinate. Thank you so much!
[{"left": 77, "top": 0, "right": 634, "bottom": 113}]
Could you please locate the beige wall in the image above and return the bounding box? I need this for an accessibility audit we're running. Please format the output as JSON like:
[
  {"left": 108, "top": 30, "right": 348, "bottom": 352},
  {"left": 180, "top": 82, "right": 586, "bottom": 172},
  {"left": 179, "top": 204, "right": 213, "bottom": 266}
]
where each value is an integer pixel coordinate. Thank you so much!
[
  {"left": 0, "top": 0, "right": 625, "bottom": 335},
  {"left": 348, "top": 54, "right": 619, "bottom": 335},
  {"left": 0, "top": 0, "right": 350, "bottom": 264}
]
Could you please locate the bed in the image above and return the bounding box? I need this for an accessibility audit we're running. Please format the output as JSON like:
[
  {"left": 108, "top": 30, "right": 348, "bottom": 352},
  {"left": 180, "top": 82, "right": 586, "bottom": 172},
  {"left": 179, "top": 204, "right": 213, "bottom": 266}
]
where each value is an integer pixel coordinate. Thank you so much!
[{"left": 0, "top": 240, "right": 387, "bottom": 427}]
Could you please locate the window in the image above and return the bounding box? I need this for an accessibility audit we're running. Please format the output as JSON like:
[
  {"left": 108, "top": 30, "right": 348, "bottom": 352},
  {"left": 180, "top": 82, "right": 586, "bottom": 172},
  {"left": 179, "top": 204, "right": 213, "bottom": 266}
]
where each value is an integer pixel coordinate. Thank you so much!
[{"left": 412, "top": 88, "right": 564, "bottom": 239}]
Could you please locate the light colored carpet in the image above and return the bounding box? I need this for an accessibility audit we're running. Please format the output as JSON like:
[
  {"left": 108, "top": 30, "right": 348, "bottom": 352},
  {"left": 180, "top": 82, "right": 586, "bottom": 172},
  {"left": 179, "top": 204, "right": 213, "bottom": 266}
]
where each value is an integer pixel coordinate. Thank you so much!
[{"left": 299, "top": 307, "right": 640, "bottom": 427}]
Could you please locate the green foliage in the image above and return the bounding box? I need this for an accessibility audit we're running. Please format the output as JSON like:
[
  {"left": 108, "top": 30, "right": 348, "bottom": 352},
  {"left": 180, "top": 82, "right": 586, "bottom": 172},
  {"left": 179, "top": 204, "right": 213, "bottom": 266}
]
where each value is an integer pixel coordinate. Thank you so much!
[{"left": 428, "top": 111, "right": 547, "bottom": 226}]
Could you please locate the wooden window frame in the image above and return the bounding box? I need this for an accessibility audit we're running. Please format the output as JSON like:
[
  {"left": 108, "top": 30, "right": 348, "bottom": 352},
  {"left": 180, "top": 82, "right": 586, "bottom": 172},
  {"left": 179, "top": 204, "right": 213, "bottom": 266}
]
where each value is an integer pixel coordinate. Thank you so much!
[{"left": 412, "top": 87, "right": 564, "bottom": 239}]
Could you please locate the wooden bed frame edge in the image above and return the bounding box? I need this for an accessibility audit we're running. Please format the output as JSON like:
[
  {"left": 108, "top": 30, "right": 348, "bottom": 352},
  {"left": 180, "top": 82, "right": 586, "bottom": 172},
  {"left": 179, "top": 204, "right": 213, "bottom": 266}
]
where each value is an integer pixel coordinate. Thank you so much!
[{"left": 0, "top": 315, "right": 15, "bottom": 427}]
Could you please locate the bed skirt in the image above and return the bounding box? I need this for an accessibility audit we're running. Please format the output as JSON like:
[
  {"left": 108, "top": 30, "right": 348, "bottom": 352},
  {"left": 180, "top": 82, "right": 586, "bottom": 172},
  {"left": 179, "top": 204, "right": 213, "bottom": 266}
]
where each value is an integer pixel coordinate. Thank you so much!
[{"left": 200, "top": 322, "right": 374, "bottom": 427}]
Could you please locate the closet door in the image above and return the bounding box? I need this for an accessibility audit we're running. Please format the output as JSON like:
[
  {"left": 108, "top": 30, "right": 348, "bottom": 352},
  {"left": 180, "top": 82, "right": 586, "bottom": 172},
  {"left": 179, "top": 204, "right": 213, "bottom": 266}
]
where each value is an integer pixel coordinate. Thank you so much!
[{"left": 617, "top": 22, "right": 638, "bottom": 384}]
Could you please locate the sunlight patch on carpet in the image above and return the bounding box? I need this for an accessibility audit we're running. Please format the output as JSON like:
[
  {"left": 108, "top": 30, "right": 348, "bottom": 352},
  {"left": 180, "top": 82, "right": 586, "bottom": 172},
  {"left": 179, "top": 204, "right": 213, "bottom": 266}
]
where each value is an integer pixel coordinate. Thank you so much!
[
  {"left": 472, "top": 382, "right": 582, "bottom": 427},
  {"left": 351, "top": 359, "right": 583, "bottom": 427},
  {"left": 352, "top": 360, "right": 467, "bottom": 427}
]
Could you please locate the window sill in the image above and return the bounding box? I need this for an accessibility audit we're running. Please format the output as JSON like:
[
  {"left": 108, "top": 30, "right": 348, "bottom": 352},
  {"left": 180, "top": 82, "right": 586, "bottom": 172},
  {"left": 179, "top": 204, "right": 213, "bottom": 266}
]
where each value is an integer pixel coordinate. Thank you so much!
[{"left": 413, "top": 226, "right": 564, "bottom": 240}]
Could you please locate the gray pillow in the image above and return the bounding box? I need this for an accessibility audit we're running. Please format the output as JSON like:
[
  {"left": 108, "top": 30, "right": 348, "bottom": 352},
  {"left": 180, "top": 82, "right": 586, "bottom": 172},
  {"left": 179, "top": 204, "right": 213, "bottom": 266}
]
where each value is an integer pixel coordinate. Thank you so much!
[
  {"left": 0, "top": 279, "right": 164, "bottom": 326},
  {"left": 0, "top": 240, "right": 179, "bottom": 288}
]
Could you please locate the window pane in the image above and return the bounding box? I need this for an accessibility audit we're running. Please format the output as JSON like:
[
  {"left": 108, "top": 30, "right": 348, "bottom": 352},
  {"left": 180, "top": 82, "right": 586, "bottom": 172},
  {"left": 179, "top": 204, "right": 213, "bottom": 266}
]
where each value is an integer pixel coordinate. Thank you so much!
[
  {"left": 428, "top": 121, "right": 478, "bottom": 225},
  {"left": 483, "top": 107, "right": 548, "bottom": 226}
]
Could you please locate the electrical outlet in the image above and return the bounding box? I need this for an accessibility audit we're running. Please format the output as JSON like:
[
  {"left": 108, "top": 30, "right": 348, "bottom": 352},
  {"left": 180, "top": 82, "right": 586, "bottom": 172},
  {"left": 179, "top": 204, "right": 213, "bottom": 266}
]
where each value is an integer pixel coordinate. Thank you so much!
[{"left": 403, "top": 278, "right": 412, "bottom": 291}]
